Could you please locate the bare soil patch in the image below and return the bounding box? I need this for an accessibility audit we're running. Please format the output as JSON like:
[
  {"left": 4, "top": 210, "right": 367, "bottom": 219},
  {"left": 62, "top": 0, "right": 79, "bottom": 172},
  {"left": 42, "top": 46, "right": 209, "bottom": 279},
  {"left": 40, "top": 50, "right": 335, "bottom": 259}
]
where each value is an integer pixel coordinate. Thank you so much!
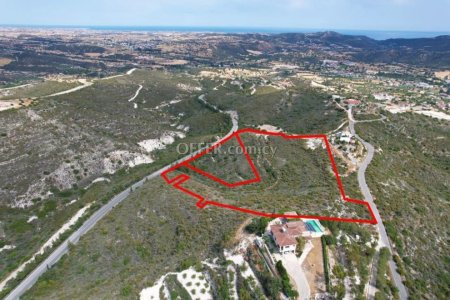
[
  {"left": 0, "top": 58, "right": 13, "bottom": 67},
  {"left": 302, "top": 238, "right": 326, "bottom": 295}
]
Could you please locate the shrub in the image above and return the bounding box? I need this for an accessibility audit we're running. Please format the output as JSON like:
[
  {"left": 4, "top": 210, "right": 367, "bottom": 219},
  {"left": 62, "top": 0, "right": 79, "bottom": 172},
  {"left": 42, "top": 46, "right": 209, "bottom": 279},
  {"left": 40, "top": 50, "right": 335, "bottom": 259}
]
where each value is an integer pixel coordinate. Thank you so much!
[
  {"left": 245, "top": 218, "right": 270, "bottom": 235},
  {"left": 275, "top": 261, "right": 299, "bottom": 298},
  {"left": 321, "top": 236, "right": 331, "bottom": 292}
]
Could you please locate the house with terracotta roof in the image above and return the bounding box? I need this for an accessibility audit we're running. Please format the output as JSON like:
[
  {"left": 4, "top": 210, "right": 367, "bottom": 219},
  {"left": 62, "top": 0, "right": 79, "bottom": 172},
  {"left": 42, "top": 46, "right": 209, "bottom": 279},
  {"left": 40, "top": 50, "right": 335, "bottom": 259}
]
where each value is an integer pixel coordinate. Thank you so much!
[
  {"left": 344, "top": 99, "right": 361, "bottom": 105},
  {"left": 270, "top": 221, "right": 306, "bottom": 253}
]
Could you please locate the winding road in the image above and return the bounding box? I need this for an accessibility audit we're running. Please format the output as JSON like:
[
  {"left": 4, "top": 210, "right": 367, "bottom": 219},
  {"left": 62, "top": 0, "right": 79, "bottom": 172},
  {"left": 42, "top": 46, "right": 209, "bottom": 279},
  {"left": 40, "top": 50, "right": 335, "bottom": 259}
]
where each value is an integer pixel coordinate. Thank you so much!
[
  {"left": 347, "top": 106, "right": 408, "bottom": 300},
  {"left": 4, "top": 94, "right": 406, "bottom": 299},
  {"left": 2, "top": 67, "right": 138, "bottom": 105},
  {"left": 4, "top": 94, "right": 238, "bottom": 300}
]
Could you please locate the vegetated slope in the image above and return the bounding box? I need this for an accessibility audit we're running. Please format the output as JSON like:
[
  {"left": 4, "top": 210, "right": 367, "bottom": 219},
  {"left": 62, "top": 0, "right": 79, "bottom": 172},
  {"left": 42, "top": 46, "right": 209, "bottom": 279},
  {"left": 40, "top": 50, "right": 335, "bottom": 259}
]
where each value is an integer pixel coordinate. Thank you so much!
[
  {"left": 0, "top": 70, "right": 230, "bottom": 291},
  {"left": 201, "top": 77, "right": 345, "bottom": 134},
  {"left": 212, "top": 31, "right": 450, "bottom": 66},
  {"left": 176, "top": 132, "right": 372, "bottom": 221},
  {"left": 357, "top": 113, "right": 449, "bottom": 299},
  {"left": 8, "top": 72, "right": 365, "bottom": 299},
  {"left": 0, "top": 70, "right": 215, "bottom": 207},
  {"left": 3, "top": 50, "right": 108, "bottom": 75},
  {"left": 271, "top": 32, "right": 450, "bottom": 68},
  {"left": 0, "top": 81, "right": 81, "bottom": 100},
  {"left": 189, "top": 135, "right": 258, "bottom": 184},
  {"left": 21, "top": 178, "right": 245, "bottom": 299}
]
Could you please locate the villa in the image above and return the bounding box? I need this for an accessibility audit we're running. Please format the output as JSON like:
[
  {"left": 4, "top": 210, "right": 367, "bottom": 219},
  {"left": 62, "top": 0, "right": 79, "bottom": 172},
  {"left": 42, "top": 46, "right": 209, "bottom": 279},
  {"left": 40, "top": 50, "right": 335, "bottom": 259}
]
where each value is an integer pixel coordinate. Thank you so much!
[
  {"left": 270, "top": 213, "right": 325, "bottom": 254},
  {"left": 270, "top": 221, "right": 306, "bottom": 253}
]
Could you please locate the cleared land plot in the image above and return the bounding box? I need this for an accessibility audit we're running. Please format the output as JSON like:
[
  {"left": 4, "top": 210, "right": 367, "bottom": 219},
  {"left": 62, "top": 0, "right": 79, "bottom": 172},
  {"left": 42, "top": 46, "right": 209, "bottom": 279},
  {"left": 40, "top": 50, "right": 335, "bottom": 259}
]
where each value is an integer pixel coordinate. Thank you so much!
[
  {"left": 0, "top": 58, "right": 13, "bottom": 67},
  {"left": 302, "top": 238, "right": 326, "bottom": 295}
]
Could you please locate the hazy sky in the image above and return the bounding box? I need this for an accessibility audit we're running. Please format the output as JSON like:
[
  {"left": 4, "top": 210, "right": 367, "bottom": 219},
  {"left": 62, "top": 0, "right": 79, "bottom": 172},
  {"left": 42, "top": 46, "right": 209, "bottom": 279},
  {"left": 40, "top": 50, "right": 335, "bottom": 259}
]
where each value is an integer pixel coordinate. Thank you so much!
[{"left": 1, "top": 0, "right": 449, "bottom": 32}]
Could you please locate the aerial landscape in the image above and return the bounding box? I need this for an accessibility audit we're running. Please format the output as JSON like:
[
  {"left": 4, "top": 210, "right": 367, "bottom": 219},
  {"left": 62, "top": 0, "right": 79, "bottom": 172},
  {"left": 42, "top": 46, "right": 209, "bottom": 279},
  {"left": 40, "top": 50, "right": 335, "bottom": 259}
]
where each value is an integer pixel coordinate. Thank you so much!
[{"left": 0, "top": 1, "right": 449, "bottom": 300}]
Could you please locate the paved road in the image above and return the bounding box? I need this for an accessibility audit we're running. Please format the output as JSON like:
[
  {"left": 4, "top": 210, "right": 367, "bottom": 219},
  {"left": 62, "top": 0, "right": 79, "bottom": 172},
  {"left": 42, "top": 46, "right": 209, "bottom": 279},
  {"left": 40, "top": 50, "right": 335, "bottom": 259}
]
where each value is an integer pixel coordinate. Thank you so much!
[
  {"left": 4, "top": 94, "right": 238, "bottom": 300},
  {"left": 347, "top": 107, "right": 408, "bottom": 300},
  {"left": 43, "top": 81, "right": 93, "bottom": 98}
]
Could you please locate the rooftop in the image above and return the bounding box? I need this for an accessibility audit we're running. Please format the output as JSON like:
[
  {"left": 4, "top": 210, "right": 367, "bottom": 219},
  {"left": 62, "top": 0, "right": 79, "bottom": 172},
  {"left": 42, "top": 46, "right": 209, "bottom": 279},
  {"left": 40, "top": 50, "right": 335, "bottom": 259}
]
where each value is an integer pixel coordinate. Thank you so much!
[{"left": 270, "top": 221, "right": 306, "bottom": 247}]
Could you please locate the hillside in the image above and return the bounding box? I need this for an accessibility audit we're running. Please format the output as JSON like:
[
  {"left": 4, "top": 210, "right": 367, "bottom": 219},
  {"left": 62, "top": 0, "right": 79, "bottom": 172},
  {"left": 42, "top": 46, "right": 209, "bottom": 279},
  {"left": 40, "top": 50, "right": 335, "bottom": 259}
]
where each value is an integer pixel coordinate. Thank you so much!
[{"left": 357, "top": 113, "right": 449, "bottom": 299}]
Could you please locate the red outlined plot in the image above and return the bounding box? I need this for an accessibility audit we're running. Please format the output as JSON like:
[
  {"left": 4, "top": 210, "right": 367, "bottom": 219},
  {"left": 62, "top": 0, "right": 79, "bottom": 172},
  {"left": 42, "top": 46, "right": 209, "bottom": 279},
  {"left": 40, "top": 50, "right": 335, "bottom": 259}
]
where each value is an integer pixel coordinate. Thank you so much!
[
  {"left": 161, "top": 128, "right": 377, "bottom": 224},
  {"left": 182, "top": 135, "right": 261, "bottom": 187}
]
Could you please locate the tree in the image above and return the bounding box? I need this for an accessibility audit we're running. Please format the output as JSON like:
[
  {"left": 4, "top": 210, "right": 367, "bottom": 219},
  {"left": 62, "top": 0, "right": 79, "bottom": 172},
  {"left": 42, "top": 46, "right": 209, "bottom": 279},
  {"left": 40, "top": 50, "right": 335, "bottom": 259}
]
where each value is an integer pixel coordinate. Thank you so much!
[
  {"left": 333, "top": 264, "right": 346, "bottom": 280},
  {"left": 295, "top": 236, "right": 305, "bottom": 257},
  {"left": 275, "top": 261, "right": 299, "bottom": 298},
  {"left": 335, "top": 283, "right": 345, "bottom": 300},
  {"left": 245, "top": 218, "right": 270, "bottom": 235}
]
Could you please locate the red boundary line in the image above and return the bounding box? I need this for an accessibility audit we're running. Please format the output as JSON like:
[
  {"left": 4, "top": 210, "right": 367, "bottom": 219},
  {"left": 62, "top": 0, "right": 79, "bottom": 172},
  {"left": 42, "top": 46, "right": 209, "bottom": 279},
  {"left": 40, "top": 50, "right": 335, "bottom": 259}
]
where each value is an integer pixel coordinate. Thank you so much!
[{"left": 161, "top": 128, "right": 377, "bottom": 224}]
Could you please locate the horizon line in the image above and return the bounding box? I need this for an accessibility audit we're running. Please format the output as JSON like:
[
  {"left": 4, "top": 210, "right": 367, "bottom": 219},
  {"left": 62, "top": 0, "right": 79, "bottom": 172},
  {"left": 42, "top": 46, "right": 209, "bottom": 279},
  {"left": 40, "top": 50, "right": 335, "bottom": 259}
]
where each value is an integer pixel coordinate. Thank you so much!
[{"left": 1, "top": 24, "right": 450, "bottom": 34}]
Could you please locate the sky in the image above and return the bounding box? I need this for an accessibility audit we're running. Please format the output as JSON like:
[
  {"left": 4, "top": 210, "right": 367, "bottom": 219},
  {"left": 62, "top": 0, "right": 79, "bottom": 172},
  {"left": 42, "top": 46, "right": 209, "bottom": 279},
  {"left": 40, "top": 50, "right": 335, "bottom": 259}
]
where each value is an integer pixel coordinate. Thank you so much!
[{"left": 0, "top": 0, "right": 449, "bottom": 32}]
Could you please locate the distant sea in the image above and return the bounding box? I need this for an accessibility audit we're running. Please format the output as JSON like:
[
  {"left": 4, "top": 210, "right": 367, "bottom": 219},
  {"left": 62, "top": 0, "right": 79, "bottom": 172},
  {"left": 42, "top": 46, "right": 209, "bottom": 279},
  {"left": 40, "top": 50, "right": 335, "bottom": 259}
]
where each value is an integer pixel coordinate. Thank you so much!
[{"left": 2, "top": 24, "right": 450, "bottom": 40}]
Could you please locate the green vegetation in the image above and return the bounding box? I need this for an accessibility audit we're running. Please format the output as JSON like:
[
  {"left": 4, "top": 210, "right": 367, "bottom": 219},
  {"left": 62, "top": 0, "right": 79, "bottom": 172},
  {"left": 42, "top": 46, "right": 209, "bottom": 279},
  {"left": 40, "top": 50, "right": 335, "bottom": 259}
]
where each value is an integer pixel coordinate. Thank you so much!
[
  {"left": 165, "top": 274, "right": 191, "bottom": 300},
  {"left": 245, "top": 218, "right": 270, "bottom": 235},
  {"left": 202, "top": 77, "right": 345, "bottom": 134},
  {"left": 322, "top": 220, "right": 377, "bottom": 299},
  {"left": 275, "top": 261, "right": 299, "bottom": 298},
  {"left": 0, "top": 69, "right": 232, "bottom": 295},
  {"left": 375, "top": 247, "right": 398, "bottom": 299},
  {"left": 190, "top": 136, "right": 256, "bottom": 183},
  {"left": 4, "top": 66, "right": 446, "bottom": 300},
  {"left": 236, "top": 266, "right": 253, "bottom": 300},
  {"left": 178, "top": 132, "right": 371, "bottom": 220},
  {"left": 0, "top": 80, "right": 81, "bottom": 100},
  {"left": 321, "top": 236, "right": 331, "bottom": 292},
  {"left": 178, "top": 257, "right": 202, "bottom": 272},
  {"left": 236, "top": 265, "right": 265, "bottom": 300},
  {"left": 332, "top": 265, "right": 346, "bottom": 300},
  {"left": 2, "top": 69, "right": 310, "bottom": 299},
  {"left": 247, "top": 245, "right": 282, "bottom": 300},
  {"left": 1, "top": 32, "right": 448, "bottom": 300},
  {"left": 208, "top": 266, "right": 231, "bottom": 299},
  {"left": 21, "top": 179, "right": 245, "bottom": 299},
  {"left": 295, "top": 236, "right": 305, "bottom": 257},
  {"left": 357, "top": 113, "right": 449, "bottom": 299}
]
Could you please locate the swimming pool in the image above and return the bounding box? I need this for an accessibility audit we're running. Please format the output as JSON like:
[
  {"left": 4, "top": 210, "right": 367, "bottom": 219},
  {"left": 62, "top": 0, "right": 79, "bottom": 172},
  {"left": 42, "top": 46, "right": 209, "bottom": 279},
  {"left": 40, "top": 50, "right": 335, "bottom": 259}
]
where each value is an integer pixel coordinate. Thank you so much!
[{"left": 305, "top": 220, "right": 323, "bottom": 233}]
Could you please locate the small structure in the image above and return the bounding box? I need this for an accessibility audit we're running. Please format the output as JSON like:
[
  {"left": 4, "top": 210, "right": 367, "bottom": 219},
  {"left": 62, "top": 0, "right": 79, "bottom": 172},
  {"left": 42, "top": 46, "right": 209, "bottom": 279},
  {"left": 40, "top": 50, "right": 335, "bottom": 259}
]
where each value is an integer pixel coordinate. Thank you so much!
[
  {"left": 373, "top": 92, "right": 394, "bottom": 101},
  {"left": 345, "top": 99, "right": 361, "bottom": 105}
]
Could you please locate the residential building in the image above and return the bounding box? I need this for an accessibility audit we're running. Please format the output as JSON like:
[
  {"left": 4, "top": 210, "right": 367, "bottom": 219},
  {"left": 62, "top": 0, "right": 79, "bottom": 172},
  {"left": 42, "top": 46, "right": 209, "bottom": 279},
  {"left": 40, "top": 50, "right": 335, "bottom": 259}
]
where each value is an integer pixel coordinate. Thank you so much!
[{"left": 270, "top": 221, "right": 306, "bottom": 254}]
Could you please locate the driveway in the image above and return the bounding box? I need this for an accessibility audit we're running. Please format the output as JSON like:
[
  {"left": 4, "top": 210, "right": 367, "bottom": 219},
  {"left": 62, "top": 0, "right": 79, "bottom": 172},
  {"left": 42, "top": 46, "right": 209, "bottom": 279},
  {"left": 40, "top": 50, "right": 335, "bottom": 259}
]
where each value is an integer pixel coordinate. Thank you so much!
[{"left": 280, "top": 253, "right": 311, "bottom": 300}]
